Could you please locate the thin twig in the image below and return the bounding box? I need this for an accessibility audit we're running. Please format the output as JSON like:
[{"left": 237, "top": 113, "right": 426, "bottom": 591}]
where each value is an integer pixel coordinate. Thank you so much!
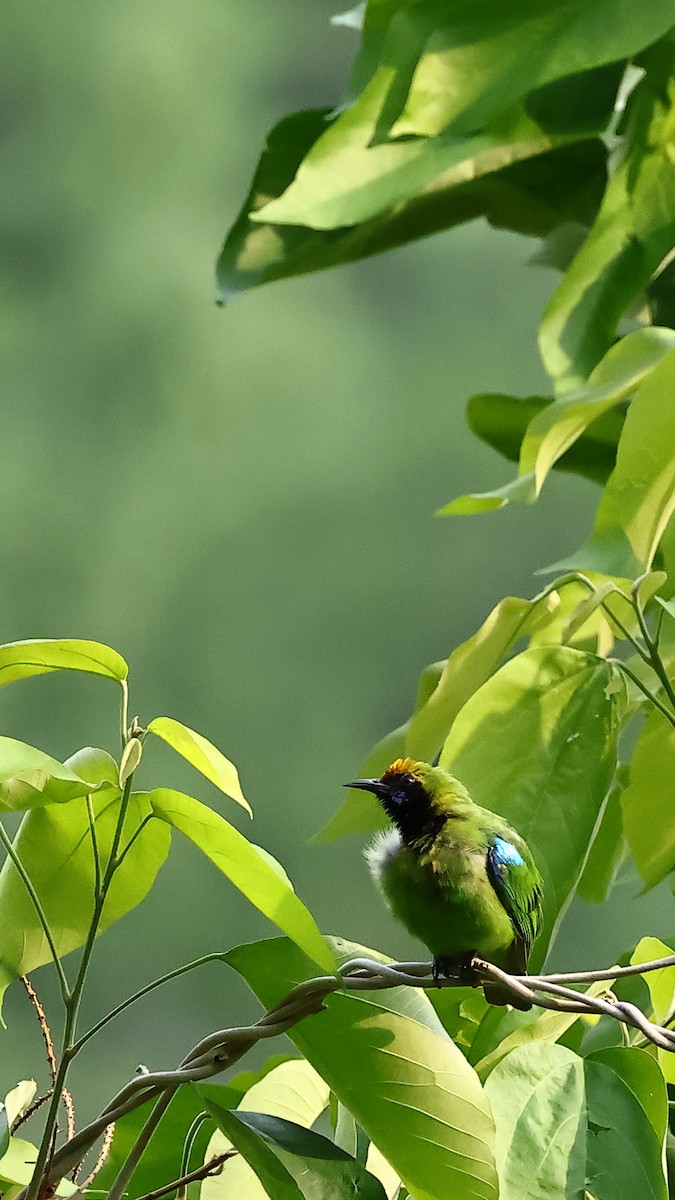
[
  {"left": 72, "top": 1122, "right": 115, "bottom": 1190},
  {"left": 133, "top": 1150, "right": 236, "bottom": 1200},
  {"left": 21, "top": 977, "right": 57, "bottom": 1083}
]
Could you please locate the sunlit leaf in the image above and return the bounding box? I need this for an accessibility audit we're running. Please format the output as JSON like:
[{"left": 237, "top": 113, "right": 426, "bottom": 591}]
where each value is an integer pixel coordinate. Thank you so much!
[
  {"left": 219, "top": 119, "right": 605, "bottom": 300},
  {"left": 541, "top": 43, "right": 675, "bottom": 387},
  {"left": 149, "top": 789, "right": 334, "bottom": 972},
  {"left": 0, "top": 757, "right": 170, "bottom": 1015},
  {"left": 201, "top": 1059, "right": 330, "bottom": 1200},
  {"left": 0, "top": 738, "right": 106, "bottom": 812},
  {"left": 147, "top": 717, "right": 251, "bottom": 816},
  {"left": 466, "top": 391, "right": 623, "bottom": 487},
  {"left": 0, "top": 638, "right": 128, "bottom": 689},
  {"left": 440, "top": 646, "right": 624, "bottom": 965},
  {"left": 621, "top": 710, "right": 675, "bottom": 889},
  {"left": 631, "top": 937, "right": 675, "bottom": 1085},
  {"left": 576, "top": 775, "right": 625, "bottom": 904},
  {"left": 228, "top": 936, "right": 499, "bottom": 1200},
  {"left": 200, "top": 1105, "right": 388, "bottom": 1200},
  {"left": 0, "top": 1135, "right": 75, "bottom": 1194},
  {"left": 484, "top": 1043, "right": 586, "bottom": 1199},
  {"left": 384, "top": 1, "right": 665, "bottom": 139}
]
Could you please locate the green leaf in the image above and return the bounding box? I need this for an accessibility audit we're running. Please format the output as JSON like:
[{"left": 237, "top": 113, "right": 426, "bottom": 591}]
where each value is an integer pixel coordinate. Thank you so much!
[
  {"left": 149, "top": 789, "right": 334, "bottom": 973},
  {"left": 228, "top": 936, "right": 499, "bottom": 1200},
  {"left": 0, "top": 738, "right": 108, "bottom": 812},
  {"left": 219, "top": 117, "right": 606, "bottom": 299},
  {"left": 484, "top": 1043, "right": 586, "bottom": 1200},
  {"left": 119, "top": 736, "right": 143, "bottom": 785},
  {"left": 631, "top": 937, "right": 675, "bottom": 1085},
  {"left": 575, "top": 774, "right": 625, "bottom": 904},
  {"left": 147, "top": 717, "right": 251, "bottom": 816},
  {"left": 387, "top": 0, "right": 654, "bottom": 139},
  {"left": 440, "top": 645, "right": 624, "bottom": 965},
  {"left": 0, "top": 1110, "right": 8, "bottom": 1161},
  {"left": 621, "top": 710, "right": 675, "bottom": 889},
  {"left": 200, "top": 1106, "right": 388, "bottom": 1200},
  {"left": 255, "top": 95, "right": 594, "bottom": 233},
  {"left": 0, "top": 638, "right": 128, "bottom": 688},
  {"left": 450, "top": 327, "right": 675, "bottom": 518},
  {"left": 0, "top": 1135, "right": 75, "bottom": 1195},
  {"left": 4, "top": 1081, "right": 37, "bottom": 1130},
  {"left": 541, "top": 42, "right": 675, "bottom": 387},
  {"left": 524, "top": 328, "right": 675, "bottom": 495},
  {"left": 200, "top": 1059, "right": 330, "bottom": 1200},
  {"left": 467, "top": 392, "right": 624, "bottom": 487},
  {"left": 0, "top": 767, "right": 171, "bottom": 1014},
  {"left": 584, "top": 1047, "right": 668, "bottom": 1200},
  {"left": 475, "top": 979, "right": 615, "bottom": 1081}
]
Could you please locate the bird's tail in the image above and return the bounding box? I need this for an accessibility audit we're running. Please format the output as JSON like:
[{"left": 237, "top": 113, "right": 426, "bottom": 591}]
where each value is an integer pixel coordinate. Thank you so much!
[
  {"left": 481, "top": 943, "right": 532, "bottom": 1011},
  {"left": 482, "top": 980, "right": 532, "bottom": 1011}
]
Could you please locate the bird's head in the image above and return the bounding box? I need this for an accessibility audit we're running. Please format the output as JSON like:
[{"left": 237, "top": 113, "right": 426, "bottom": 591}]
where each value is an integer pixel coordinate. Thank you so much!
[{"left": 344, "top": 757, "right": 472, "bottom": 844}]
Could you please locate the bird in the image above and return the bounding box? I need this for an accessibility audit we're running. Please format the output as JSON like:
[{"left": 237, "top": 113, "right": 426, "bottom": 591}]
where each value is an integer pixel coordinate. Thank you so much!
[{"left": 345, "top": 756, "right": 543, "bottom": 1010}]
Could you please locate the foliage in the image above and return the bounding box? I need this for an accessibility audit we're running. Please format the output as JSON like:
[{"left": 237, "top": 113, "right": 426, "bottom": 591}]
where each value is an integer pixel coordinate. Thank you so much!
[{"left": 2, "top": 3, "right": 675, "bottom": 1199}]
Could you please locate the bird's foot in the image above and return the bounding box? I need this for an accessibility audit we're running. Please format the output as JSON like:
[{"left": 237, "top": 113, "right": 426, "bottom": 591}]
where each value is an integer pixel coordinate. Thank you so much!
[{"left": 432, "top": 953, "right": 479, "bottom": 987}]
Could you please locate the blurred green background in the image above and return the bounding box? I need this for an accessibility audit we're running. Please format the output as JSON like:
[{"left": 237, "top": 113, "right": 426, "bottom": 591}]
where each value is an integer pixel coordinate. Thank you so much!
[{"left": 1, "top": 0, "right": 670, "bottom": 1116}]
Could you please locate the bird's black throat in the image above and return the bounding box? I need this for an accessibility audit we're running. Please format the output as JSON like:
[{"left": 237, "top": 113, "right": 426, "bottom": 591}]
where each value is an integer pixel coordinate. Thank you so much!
[{"left": 379, "top": 774, "right": 447, "bottom": 847}]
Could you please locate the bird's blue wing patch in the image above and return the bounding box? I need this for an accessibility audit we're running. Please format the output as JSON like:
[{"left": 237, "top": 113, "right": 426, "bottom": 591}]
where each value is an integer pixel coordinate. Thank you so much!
[
  {"left": 490, "top": 836, "right": 525, "bottom": 869},
  {"left": 486, "top": 835, "right": 543, "bottom": 960}
]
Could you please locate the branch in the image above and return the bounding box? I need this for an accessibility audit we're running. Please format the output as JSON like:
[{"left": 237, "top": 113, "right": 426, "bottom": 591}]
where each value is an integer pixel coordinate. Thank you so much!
[
  {"left": 34, "top": 952, "right": 675, "bottom": 1196},
  {"left": 133, "top": 1150, "right": 236, "bottom": 1200}
]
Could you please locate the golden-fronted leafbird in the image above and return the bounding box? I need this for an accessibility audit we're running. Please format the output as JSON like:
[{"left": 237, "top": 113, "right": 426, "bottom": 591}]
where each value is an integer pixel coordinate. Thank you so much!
[{"left": 345, "top": 756, "right": 543, "bottom": 1010}]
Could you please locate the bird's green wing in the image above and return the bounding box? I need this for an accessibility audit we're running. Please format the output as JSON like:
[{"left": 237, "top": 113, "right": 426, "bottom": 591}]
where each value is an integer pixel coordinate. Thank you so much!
[{"left": 486, "top": 835, "right": 543, "bottom": 962}]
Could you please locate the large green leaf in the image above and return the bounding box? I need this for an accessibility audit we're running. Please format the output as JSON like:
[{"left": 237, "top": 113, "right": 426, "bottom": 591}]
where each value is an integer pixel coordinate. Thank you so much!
[
  {"left": 446, "top": 327, "right": 675, "bottom": 516},
  {"left": 541, "top": 41, "right": 675, "bottom": 387},
  {"left": 555, "top": 348, "right": 675, "bottom": 577},
  {"left": 386, "top": 0, "right": 659, "bottom": 139},
  {"left": 440, "top": 646, "right": 624, "bottom": 965},
  {"left": 0, "top": 638, "right": 128, "bottom": 688},
  {"left": 484, "top": 1043, "right": 586, "bottom": 1199},
  {"left": 631, "top": 937, "right": 675, "bottom": 1085},
  {"left": 0, "top": 738, "right": 106, "bottom": 811},
  {"left": 621, "top": 710, "right": 675, "bottom": 888},
  {"left": 584, "top": 1047, "right": 668, "bottom": 1200},
  {"left": 466, "top": 392, "right": 623, "bottom": 487},
  {"left": 575, "top": 774, "right": 624, "bottom": 904},
  {"left": 147, "top": 717, "right": 251, "bottom": 816},
  {"left": 254, "top": 92, "right": 596, "bottom": 232},
  {"left": 148, "top": 789, "right": 334, "bottom": 973},
  {"left": 0, "top": 752, "right": 170, "bottom": 1013},
  {"left": 228, "top": 936, "right": 499, "bottom": 1200},
  {"left": 219, "top": 117, "right": 605, "bottom": 300},
  {"left": 201, "top": 1059, "right": 330, "bottom": 1200},
  {"left": 200, "top": 1105, "right": 388, "bottom": 1200}
]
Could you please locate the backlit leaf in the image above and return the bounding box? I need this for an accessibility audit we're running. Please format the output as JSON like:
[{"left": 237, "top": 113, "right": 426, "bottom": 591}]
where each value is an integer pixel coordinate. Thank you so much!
[
  {"left": 147, "top": 717, "right": 251, "bottom": 816},
  {"left": 149, "top": 790, "right": 334, "bottom": 972},
  {"left": 228, "top": 936, "right": 499, "bottom": 1200}
]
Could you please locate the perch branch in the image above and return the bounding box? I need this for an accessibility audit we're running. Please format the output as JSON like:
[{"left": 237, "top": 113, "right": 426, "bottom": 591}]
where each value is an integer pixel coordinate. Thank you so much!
[{"left": 31, "top": 952, "right": 675, "bottom": 1196}]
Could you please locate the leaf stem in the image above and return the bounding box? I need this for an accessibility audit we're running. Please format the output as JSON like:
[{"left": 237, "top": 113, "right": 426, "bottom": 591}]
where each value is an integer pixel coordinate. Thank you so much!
[
  {"left": 107, "top": 1090, "right": 176, "bottom": 1200},
  {"left": 0, "top": 822, "right": 70, "bottom": 1005},
  {"left": 73, "top": 953, "right": 230, "bottom": 1053},
  {"left": 25, "top": 775, "right": 137, "bottom": 1200}
]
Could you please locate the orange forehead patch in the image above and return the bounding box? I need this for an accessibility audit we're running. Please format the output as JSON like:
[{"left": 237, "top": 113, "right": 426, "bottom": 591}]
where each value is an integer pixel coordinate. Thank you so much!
[{"left": 382, "top": 756, "right": 418, "bottom": 780}]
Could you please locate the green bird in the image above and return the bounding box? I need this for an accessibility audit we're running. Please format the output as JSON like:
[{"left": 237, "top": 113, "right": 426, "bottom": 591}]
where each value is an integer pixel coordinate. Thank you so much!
[{"left": 345, "top": 756, "right": 543, "bottom": 1010}]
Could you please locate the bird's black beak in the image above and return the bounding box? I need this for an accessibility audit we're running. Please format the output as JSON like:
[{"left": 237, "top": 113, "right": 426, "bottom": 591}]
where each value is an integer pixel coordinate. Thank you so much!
[{"left": 343, "top": 778, "right": 389, "bottom": 797}]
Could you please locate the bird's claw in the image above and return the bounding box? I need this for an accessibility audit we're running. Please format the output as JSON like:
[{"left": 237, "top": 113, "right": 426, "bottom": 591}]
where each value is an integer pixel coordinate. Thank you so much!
[{"left": 432, "top": 953, "right": 479, "bottom": 986}]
